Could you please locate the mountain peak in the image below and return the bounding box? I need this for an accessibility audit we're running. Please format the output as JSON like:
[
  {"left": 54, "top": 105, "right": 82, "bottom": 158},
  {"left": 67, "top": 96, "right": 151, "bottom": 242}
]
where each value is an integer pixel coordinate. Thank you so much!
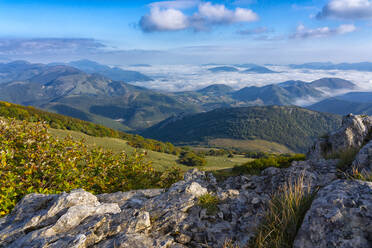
[{"left": 197, "top": 84, "right": 234, "bottom": 95}]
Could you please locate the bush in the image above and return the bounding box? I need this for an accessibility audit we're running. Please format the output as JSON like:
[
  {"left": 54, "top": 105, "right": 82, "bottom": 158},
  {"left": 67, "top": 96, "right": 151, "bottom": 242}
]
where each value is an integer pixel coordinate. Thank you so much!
[
  {"left": 198, "top": 193, "right": 219, "bottom": 215},
  {"left": 250, "top": 175, "right": 317, "bottom": 248},
  {"left": 233, "top": 154, "right": 306, "bottom": 175},
  {"left": 0, "top": 119, "right": 182, "bottom": 216},
  {"left": 178, "top": 151, "right": 207, "bottom": 167},
  {"left": 245, "top": 151, "right": 269, "bottom": 159}
]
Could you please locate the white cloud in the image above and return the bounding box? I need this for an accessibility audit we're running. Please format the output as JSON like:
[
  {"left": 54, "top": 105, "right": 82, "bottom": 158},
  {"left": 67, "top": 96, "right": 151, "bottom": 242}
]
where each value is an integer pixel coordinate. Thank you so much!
[
  {"left": 140, "top": 7, "right": 189, "bottom": 32},
  {"left": 234, "top": 7, "right": 258, "bottom": 22},
  {"left": 317, "top": 0, "right": 372, "bottom": 19},
  {"left": 140, "top": 1, "right": 258, "bottom": 32},
  {"left": 291, "top": 24, "right": 356, "bottom": 39}
]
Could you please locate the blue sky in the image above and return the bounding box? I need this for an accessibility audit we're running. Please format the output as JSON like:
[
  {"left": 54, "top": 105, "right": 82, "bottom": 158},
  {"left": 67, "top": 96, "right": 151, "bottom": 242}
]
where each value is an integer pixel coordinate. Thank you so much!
[{"left": 0, "top": 0, "right": 371, "bottom": 64}]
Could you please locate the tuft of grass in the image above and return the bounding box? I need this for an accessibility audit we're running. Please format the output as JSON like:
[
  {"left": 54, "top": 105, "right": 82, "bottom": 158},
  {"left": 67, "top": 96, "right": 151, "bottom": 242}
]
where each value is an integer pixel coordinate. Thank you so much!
[
  {"left": 223, "top": 239, "right": 240, "bottom": 248},
  {"left": 349, "top": 168, "right": 372, "bottom": 182},
  {"left": 325, "top": 147, "right": 360, "bottom": 171},
  {"left": 198, "top": 193, "right": 220, "bottom": 215},
  {"left": 250, "top": 175, "right": 317, "bottom": 248}
]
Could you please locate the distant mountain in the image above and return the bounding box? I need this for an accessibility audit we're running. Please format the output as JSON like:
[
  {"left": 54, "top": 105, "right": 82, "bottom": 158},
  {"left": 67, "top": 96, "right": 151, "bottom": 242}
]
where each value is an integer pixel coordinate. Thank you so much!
[
  {"left": 335, "top": 92, "right": 372, "bottom": 103},
  {"left": 208, "top": 66, "right": 239, "bottom": 72},
  {"left": 309, "top": 78, "right": 356, "bottom": 89},
  {"left": 0, "top": 61, "right": 198, "bottom": 130},
  {"left": 142, "top": 106, "right": 342, "bottom": 152},
  {"left": 241, "top": 65, "right": 278, "bottom": 74},
  {"left": 172, "top": 78, "right": 357, "bottom": 110},
  {"left": 68, "top": 60, "right": 153, "bottom": 82},
  {"left": 197, "top": 84, "right": 234, "bottom": 95},
  {"left": 308, "top": 92, "right": 372, "bottom": 116},
  {"left": 232, "top": 78, "right": 355, "bottom": 106},
  {"left": 235, "top": 63, "right": 260, "bottom": 68},
  {"left": 290, "top": 62, "right": 372, "bottom": 72},
  {"left": 308, "top": 98, "right": 372, "bottom": 116},
  {"left": 0, "top": 60, "right": 47, "bottom": 84}
]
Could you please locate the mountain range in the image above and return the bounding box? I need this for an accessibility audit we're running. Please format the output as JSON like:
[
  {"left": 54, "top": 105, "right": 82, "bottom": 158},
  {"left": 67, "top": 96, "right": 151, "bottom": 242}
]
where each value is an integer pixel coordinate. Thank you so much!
[
  {"left": 0, "top": 61, "right": 198, "bottom": 130},
  {"left": 0, "top": 60, "right": 359, "bottom": 133},
  {"left": 208, "top": 65, "right": 279, "bottom": 74},
  {"left": 53, "top": 60, "right": 153, "bottom": 82}
]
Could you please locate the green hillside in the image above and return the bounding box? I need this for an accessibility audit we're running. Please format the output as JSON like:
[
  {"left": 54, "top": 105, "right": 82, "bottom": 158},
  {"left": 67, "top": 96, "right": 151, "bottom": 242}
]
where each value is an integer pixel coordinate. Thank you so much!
[
  {"left": 0, "top": 101, "right": 181, "bottom": 155},
  {"left": 50, "top": 128, "right": 253, "bottom": 172},
  {"left": 142, "top": 106, "right": 342, "bottom": 152}
]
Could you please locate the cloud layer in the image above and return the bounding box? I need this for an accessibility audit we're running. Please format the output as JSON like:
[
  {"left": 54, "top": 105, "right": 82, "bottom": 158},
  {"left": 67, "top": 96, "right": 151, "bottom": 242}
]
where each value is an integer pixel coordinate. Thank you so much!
[
  {"left": 317, "top": 0, "right": 372, "bottom": 19},
  {"left": 140, "top": 1, "right": 258, "bottom": 32},
  {"left": 291, "top": 24, "right": 356, "bottom": 39},
  {"left": 124, "top": 64, "right": 372, "bottom": 94}
]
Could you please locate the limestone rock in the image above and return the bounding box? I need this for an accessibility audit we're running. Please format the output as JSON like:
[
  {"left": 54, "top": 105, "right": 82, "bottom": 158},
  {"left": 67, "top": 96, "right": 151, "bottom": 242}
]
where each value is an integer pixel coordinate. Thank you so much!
[
  {"left": 308, "top": 114, "right": 372, "bottom": 159},
  {"left": 0, "top": 158, "right": 347, "bottom": 248},
  {"left": 294, "top": 179, "right": 372, "bottom": 248},
  {"left": 352, "top": 140, "right": 372, "bottom": 172}
]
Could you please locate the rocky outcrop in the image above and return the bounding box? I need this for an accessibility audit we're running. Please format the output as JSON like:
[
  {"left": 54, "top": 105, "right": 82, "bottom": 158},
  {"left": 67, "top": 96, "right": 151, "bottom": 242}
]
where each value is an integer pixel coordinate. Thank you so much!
[
  {"left": 352, "top": 140, "right": 372, "bottom": 172},
  {"left": 1, "top": 114, "right": 372, "bottom": 248},
  {"left": 294, "top": 179, "right": 372, "bottom": 248},
  {"left": 0, "top": 159, "right": 338, "bottom": 248},
  {"left": 308, "top": 114, "right": 372, "bottom": 159}
]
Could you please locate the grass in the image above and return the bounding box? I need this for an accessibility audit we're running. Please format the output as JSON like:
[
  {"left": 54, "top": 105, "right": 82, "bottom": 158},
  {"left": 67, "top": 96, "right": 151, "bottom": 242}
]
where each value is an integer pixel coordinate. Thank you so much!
[
  {"left": 350, "top": 168, "right": 372, "bottom": 182},
  {"left": 325, "top": 147, "right": 360, "bottom": 171},
  {"left": 250, "top": 174, "right": 317, "bottom": 248},
  {"left": 208, "top": 138, "right": 293, "bottom": 154},
  {"left": 198, "top": 193, "right": 220, "bottom": 215},
  {"left": 49, "top": 128, "right": 253, "bottom": 173}
]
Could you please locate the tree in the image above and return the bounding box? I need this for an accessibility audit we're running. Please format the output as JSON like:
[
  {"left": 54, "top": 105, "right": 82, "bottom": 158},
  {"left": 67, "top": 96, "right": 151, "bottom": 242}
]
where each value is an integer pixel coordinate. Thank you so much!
[{"left": 178, "top": 151, "right": 206, "bottom": 167}]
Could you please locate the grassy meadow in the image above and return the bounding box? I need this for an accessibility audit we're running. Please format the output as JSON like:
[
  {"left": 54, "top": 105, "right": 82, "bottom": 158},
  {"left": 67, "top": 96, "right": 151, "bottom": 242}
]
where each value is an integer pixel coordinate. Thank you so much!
[{"left": 50, "top": 129, "right": 253, "bottom": 173}]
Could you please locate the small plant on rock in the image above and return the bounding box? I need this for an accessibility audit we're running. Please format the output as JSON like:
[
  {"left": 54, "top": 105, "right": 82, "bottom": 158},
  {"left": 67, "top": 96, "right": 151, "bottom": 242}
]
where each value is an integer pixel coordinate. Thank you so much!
[
  {"left": 350, "top": 168, "right": 372, "bottom": 182},
  {"left": 198, "top": 193, "right": 219, "bottom": 215}
]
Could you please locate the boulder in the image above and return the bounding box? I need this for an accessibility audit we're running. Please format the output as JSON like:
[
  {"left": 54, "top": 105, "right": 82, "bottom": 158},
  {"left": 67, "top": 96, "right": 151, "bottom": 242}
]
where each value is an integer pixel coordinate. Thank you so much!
[
  {"left": 352, "top": 140, "right": 372, "bottom": 172},
  {"left": 294, "top": 179, "right": 372, "bottom": 248},
  {"left": 308, "top": 114, "right": 372, "bottom": 159}
]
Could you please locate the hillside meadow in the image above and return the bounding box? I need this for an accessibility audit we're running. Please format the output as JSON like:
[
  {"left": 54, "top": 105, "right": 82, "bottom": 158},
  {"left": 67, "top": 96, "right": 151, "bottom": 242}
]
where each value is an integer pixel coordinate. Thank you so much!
[{"left": 50, "top": 128, "right": 253, "bottom": 172}]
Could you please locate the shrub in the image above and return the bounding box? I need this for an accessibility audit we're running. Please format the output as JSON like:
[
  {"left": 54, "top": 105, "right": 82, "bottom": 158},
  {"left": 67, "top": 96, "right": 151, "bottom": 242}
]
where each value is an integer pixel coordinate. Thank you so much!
[
  {"left": 250, "top": 175, "right": 317, "bottom": 248},
  {"left": 245, "top": 152, "right": 269, "bottom": 159},
  {"left": 198, "top": 193, "right": 219, "bottom": 215},
  {"left": 178, "top": 151, "right": 207, "bottom": 167},
  {"left": 232, "top": 154, "right": 306, "bottom": 175},
  {"left": 0, "top": 119, "right": 182, "bottom": 216}
]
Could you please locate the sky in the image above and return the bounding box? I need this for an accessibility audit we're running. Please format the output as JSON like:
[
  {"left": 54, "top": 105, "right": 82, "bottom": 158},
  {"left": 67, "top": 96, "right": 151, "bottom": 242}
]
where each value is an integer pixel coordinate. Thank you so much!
[{"left": 0, "top": 0, "right": 372, "bottom": 64}]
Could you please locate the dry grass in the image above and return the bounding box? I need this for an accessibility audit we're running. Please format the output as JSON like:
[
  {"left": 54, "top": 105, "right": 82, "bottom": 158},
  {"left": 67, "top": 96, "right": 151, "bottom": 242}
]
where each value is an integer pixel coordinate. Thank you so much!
[
  {"left": 223, "top": 239, "right": 240, "bottom": 248},
  {"left": 250, "top": 174, "right": 316, "bottom": 248},
  {"left": 350, "top": 167, "right": 372, "bottom": 182}
]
